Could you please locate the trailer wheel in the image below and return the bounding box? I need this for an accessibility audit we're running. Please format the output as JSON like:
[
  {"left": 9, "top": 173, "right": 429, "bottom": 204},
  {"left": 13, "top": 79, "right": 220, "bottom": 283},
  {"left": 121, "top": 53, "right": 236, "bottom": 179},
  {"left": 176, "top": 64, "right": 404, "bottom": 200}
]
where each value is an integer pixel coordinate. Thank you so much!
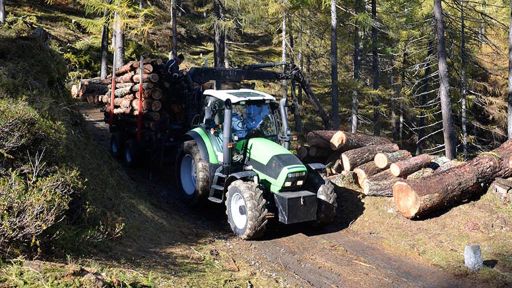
[
  {"left": 124, "top": 139, "right": 139, "bottom": 167},
  {"left": 178, "top": 140, "right": 209, "bottom": 205},
  {"left": 225, "top": 180, "right": 268, "bottom": 240},
  {"left": 316, "top": 180, "right": 337, "bottom": 226},
  {"left": 110, "top": 132, "right": 123, "bottom": 159}
]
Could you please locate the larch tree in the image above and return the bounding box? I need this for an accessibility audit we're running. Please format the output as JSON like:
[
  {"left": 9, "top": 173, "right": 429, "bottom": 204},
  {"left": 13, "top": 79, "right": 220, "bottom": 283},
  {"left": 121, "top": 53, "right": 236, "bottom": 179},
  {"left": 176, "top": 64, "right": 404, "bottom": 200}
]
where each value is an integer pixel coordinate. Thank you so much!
[
  {"left": 352, "top": 0, "right": 363, "bottom": 133},
  {"left": 171, "top": 0, "right": 177, "bottom": 58},
  {"left": 113, "top": 11, "right": 124, "bottom": 69},
  {"left": 282, "top": 7, "right": 287, "bottom": 98},
  {"left": 213, "top": 0, "right": 226, "bottom": 69},
  {"left": 100, "top": 1, "right": 112, "bottom": 79},
  {"left": 434, "top": 0, "right": 457, "bottom": 159},
  {"left": 371, "top": 0, "right": 380, "bottom": 135},
  {"left": 460, "top": 0, "right": 467, "bottom": 158},
  {"left": 330, "top": 0, "right": 340, "bottom": 129}
]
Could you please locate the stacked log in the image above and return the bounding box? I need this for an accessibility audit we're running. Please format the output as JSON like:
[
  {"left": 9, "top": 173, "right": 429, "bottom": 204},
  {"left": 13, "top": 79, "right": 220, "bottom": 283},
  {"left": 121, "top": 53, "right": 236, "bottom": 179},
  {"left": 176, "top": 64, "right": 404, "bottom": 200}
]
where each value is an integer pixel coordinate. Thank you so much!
[
  {"left": 99, "top": 59, "right": 165, "bottom": 120},
  {"left": 389, "top": 154, "right": 433, "bottom": 177},
  {"left": 393, "top": 140, "right": 512, "bottom": 219},
  {"left": 341, "top": 144, "right": 399, "bottom": 171}
]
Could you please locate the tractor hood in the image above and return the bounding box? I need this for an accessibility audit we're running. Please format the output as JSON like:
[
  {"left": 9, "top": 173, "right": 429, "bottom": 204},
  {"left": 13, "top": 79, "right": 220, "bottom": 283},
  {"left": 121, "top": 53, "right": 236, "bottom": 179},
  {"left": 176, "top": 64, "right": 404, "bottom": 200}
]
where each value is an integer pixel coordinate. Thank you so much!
[{"left": 240, "top": 138, "right": 307, "bottom": 193}]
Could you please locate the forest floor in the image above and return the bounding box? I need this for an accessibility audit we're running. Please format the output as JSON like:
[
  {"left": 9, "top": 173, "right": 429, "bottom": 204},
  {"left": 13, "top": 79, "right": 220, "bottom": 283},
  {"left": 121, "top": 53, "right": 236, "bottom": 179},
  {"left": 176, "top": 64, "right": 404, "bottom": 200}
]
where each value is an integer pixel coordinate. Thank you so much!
[{"left": 69, "top": 103, "right": 512, "bottom": 287}]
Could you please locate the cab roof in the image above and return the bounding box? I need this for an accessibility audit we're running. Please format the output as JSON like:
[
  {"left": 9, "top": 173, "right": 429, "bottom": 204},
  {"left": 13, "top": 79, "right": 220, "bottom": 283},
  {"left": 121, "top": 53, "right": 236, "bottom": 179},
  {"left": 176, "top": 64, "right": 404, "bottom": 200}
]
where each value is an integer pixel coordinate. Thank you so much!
[{"left": 203, "top": 89, "right": 276, "bottom": 103}]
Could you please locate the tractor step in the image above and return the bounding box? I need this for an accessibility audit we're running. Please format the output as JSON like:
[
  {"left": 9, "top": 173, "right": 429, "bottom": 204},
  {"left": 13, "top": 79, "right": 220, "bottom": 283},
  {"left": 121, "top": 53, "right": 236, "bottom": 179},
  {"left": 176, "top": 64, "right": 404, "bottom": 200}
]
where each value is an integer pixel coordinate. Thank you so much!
[
  {"left": 211, "top": 184, "right": 224, "bottom": 191},
  {"left": 208, "top": 196, "right": 224, "bottom": 203}
]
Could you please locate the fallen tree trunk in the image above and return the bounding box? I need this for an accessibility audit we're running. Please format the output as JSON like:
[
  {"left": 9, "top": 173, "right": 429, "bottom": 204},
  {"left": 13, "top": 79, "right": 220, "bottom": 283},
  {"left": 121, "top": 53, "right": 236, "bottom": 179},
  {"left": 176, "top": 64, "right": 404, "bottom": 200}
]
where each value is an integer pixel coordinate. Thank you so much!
[
  {"left": 341, "top": 144, "right": 399, "bottom": 171},
  {"left": 306, "top": 130, "right": 338, "bottom": 149},
  {"left": 393, "top": 140, "right": 512, "bottom": 219},
  {"left": 374, "top": 150, "right": 412, "bottom": 169},
  {"left": 330, "top": 131, "right": 392, "bottom": 151},
  {"left": 353, "top": 162, "right": 385, "bottom": 187},
  {"left": 390, "top": 154, "right": 433, "bottom": 177},
  {"left": 363, "top": 177, "right": 401, "bottom": 197}
]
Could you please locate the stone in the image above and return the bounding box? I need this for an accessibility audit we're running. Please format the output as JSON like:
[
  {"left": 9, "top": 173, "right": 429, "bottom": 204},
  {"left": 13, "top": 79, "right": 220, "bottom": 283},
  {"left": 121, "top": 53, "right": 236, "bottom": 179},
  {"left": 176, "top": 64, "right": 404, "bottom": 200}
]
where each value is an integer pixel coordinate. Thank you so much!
[{"left": 464, "top": 244, "right": 483, "bottom": 271}]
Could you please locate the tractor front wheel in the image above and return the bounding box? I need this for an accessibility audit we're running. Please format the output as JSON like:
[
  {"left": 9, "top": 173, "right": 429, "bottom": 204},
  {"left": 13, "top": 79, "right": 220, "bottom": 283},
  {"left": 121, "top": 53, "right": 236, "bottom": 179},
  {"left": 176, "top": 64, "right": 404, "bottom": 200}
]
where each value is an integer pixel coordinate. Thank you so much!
[
  {"left": 225, "top": 180, "right": 268, "bottom": 240},
  {"left": 316, "top": 179, "right": 337, "bottom": 225},
  {"left": 178, "top": 140, "right": 210, "bottom": 205}
]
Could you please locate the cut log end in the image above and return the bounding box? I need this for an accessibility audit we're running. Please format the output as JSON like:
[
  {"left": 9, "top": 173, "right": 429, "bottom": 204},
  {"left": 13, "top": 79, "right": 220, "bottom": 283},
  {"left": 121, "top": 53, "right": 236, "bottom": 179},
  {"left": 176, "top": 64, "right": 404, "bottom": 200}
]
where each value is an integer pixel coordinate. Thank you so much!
[
  {"left": 390, "top": 164, "right": 400, "bottom": 177},
  {"left": 329, "top": 131, "right": 346, "bottom": 150},
  {"left": 374, "top": 153, "right": 388, "bottom": 168},
  {"left": 393, "top": 181, "right": 419, "bottom": 219},
  {"left": 341, "top": 154, "right": 351, "bottom": 171}
]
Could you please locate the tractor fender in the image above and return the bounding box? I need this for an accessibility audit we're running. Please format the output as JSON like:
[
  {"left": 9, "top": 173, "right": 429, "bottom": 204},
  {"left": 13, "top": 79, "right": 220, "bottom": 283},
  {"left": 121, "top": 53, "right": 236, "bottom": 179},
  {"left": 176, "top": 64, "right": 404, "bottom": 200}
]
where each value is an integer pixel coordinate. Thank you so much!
[
  {"left": 225, "top": 171, "right": 258, "bottom": 191},
  {"left": 307, "top": 163, "right": 326, "bottom": 172},
  {"left": 184, "top": 131, "right": 210, "bottom": 163}
]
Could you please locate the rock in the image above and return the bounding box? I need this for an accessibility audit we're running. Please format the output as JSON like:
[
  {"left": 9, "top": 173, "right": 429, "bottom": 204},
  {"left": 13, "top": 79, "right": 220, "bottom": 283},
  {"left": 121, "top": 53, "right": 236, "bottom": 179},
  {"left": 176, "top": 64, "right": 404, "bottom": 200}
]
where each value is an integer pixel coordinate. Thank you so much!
[{"left": 464, "top": 244, "right": 483, "bottom": 271}]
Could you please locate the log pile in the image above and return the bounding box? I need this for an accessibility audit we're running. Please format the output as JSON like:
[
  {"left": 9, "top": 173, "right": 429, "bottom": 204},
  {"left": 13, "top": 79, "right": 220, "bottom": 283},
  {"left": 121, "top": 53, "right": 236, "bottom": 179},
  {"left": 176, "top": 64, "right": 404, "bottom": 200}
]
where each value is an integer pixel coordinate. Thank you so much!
[{"left": 303, "top": 130, "right": 491, "bottom": 203}]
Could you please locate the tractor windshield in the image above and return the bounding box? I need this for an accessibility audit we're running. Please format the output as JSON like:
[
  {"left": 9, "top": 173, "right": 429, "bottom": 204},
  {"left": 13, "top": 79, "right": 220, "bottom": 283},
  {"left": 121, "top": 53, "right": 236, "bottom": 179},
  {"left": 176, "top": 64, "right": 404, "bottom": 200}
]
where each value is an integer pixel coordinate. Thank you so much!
[{"left": 232, "top": 102, "right": 278, "bottom": 139}]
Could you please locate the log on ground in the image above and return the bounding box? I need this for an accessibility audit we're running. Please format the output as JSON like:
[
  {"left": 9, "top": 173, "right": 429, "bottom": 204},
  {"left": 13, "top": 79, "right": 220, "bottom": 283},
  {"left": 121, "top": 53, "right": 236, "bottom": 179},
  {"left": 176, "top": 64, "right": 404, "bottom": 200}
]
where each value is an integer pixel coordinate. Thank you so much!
[
  {"left": 390, "top": 154, "right": 433, "bottom": 177},
  {"left": 341, "top": 144, "right": 399, "bottom": 171},
  {"left": 330, "top": 131, "right": 392, "bottom": 151},
  {"left": 392, "top": 140, "right": 512, "bottom": 219},
  {"left": 353, "top": 162, "right": 385, "bottom": 187},
  {"left": 374, "top": 150, "right": 412, "bottom": 169},
  {"left": 306, "top": 130, "right": 338, "bottom": 149}
]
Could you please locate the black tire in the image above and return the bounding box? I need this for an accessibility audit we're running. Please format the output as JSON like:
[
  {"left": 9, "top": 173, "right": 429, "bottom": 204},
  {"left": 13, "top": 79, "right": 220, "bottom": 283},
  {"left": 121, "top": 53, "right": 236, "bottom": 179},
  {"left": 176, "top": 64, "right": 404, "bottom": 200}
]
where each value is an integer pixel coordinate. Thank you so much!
[
  {"left": 177, "top": 140, "right": 210, "bottom": 205},
  {"left": 124, "top": 139, "right": 139, "bottom": 167},
  {"left": 110, "top": 132, "right": 123, "bottom": 159},
  {"left": 225, "top": 180, "right": 268, "bottom": 240},
  {"left": 316, "top": 179, "right": 337, "bottom": 225},
  {"left": 305, "top": 170, "right": 338, "bottom": 226}
]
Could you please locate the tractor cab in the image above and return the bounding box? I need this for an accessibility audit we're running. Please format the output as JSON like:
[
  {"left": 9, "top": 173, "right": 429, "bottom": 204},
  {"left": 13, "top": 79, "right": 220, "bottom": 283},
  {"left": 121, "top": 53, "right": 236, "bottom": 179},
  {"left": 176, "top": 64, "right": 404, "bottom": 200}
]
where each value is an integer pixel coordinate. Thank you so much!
[{"left": 178, "top": 88, "right": 337, "bottom": 239}]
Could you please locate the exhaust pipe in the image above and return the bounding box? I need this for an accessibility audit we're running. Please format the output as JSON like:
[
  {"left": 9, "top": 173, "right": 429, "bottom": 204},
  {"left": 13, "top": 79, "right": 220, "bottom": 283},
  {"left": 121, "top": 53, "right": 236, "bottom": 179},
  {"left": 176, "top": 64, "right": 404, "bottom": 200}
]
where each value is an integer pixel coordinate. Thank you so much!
[
  {"left": 279, "top": 98, "right": 290, "bottom": 149},
  {"left": 223, "top": 99, "right": 233, "bottom": 173}
]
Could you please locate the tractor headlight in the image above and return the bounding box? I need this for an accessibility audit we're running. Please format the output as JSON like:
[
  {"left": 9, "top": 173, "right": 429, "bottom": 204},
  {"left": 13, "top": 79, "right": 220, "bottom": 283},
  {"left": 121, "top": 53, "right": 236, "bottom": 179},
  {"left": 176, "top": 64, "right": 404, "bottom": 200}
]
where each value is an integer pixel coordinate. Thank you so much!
[{"left": 284, "top": 171, "right": 307, "bottom": 188}]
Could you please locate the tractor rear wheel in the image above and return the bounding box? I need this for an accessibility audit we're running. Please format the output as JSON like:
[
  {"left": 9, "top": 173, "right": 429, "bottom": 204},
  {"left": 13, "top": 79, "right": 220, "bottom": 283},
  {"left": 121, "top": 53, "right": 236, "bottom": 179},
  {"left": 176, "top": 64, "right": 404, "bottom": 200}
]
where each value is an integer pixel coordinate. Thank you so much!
[
  {"left": 316, "top": 179, "right": 337, "bottom": 225},
  {"left": 178, "top": 140, "right": 210, "bottom": 205},
  {"left": 124, "top": 139, "right": 139, "bottom": 167},
  {"left": 225, "top": 180, "right": 268, "bottom": 240},
  {"left": 110, "top": 132, "right": 123, "bottom": 159}
]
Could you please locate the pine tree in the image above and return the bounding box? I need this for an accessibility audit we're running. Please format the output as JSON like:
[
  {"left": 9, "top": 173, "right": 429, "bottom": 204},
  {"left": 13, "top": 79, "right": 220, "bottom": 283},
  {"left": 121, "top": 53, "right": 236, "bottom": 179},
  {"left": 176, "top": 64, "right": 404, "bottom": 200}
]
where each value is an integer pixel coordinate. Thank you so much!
[
  {"left": 434, "top": 0, "right": 457, "bottom": 159},
  {"left": 330, "top": 0, "right": 340, "bottom": 129}
]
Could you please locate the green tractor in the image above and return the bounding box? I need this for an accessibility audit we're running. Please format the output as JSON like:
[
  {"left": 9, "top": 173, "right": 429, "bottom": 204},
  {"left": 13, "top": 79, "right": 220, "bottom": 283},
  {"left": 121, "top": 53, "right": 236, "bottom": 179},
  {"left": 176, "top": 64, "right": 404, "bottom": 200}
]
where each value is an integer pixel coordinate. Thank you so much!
[{"left": 177, "top": 88, "right": 337, "bottom": 239}]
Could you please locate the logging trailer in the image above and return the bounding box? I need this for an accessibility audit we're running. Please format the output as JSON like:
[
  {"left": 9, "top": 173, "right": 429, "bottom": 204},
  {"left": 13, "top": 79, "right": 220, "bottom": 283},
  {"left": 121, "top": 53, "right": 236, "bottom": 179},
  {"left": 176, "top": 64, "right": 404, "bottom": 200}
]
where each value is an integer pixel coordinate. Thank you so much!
[{"left": 106, "top": 62, "right": 337, "bottom": 239}]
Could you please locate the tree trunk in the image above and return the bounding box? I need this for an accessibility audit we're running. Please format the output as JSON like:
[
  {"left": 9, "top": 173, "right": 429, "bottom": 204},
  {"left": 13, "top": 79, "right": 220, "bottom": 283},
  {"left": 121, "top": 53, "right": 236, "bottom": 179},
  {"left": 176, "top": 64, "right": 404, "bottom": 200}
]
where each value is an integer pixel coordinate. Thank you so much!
[
  {"left": 460, "top": 0, "right": 468, "bottom": 159},
  {"left": 330, "top": 131, "right": 392, "bottom": 151},
  {"left": 214, "top": 0, "right": 225, "bottom": 88},
  {"left": 171, "top": 0, "right": 178, "bottom": 58},
  {"left": 393, "top": 140, "right": 512, "bottom": 219},
  {"left": 306, "top": 130, "right": 338, "bottom": 149},
  {"left": 371, "top": 0, "right": 380, "bottom": 135},
  {"left": 330, "top": 0, "right": 340, "bottom": 129},
  {"left": 282, "top": 11, "right": 287, "bottom": 98},
  {"left": 114, "top": 12, "right": 124, "bottom": 69},
  {"left": 390, "top": 154, "right": 433, "bottom": 177},
  {"left": 354, "top": 162, "right": 386, "bottom": 186},
  {"left": 341, "top": 144, "right": 399, "bottom": 171},
  {"left": 352, "top": 0, "right": 363, "bottom": 133},
  {"left": 0, "top": 0, "right": 5, "bottom": 24},
  {"left": 508, "top": 0, "right": 512, "bottom": 139},
  {"left": 298, "top": 19, "right": 303, "bottom": 104},
  {"left": 434, "top": 0, "right": 457, "bottom": 159},
  {"left": 100, "top": 18, "right": 109, "bottom": 79},
  {"left": 374, "top": 150, "right": 412, "bottom": 169},
  {"left": 416, "top": 40, "right": 434, "bottom": 155}
]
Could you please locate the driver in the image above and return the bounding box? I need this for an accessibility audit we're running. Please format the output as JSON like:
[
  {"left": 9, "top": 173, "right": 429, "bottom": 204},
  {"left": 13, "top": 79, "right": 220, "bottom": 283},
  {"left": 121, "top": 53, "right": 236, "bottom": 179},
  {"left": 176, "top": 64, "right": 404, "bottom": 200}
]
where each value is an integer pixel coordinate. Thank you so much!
[{"left": 232, "top": 112, "right": 248, "bottom": 139}]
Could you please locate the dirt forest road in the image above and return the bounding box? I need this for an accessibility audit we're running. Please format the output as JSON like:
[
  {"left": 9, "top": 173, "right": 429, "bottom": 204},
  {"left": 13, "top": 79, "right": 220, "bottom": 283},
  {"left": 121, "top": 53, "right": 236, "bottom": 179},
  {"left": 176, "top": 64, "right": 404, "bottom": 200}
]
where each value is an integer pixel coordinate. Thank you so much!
[{"left": 79, "top": 104, "right": 480, "bottom": 288}]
